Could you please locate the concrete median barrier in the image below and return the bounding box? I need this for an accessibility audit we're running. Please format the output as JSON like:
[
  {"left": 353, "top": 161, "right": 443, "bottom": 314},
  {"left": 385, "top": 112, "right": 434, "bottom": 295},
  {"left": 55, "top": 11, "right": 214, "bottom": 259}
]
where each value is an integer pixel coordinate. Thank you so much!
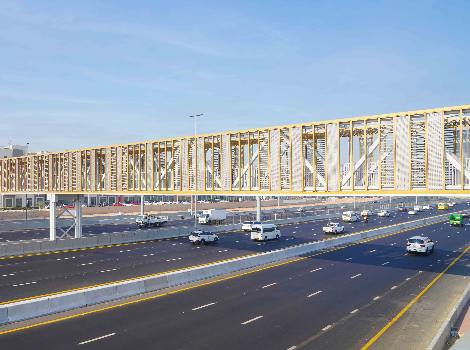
[{"left": 0, "top": 212, "right": 457, "bottom": 325}]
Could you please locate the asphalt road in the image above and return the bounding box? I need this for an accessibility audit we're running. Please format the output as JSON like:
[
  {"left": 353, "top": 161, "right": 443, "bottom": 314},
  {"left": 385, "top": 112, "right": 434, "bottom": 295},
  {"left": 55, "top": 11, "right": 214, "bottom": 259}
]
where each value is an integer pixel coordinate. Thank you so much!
[
  {"left": 0, "top": 205, "right": 459, "bottom": 305},
  {"left": 0, "top": 209, "right": 468, "bottom": 349}
]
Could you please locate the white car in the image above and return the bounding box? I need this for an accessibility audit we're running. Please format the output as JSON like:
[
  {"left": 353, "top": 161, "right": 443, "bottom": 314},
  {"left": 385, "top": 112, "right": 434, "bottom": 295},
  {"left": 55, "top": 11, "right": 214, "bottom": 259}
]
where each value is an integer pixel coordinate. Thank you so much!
[
  {"left": 242, "top": 221, "right": 261, "bottom": 232},
  {"left": 322, "top": 222, "right": 345, "bottom": 234},
  {"left": 342, "top": 211, "right": 360, "bottom": 222},
  {"left": 189, "top": 231, "right": 219, "bottom": 244},
  {"left": 422, "top": 205, "right": 430, "bottom": 210},
  {"left": 361, "top": 210, "right": 373, "bottom": 217},
  {"left": 377, "top": 210, "right": 390, "bottom": 217},
  {"left": 406, "top": 236, "right": 434, "bottom": 254},
  {"left": 408, "top": 210, "right": 417, "bottom": 215}
]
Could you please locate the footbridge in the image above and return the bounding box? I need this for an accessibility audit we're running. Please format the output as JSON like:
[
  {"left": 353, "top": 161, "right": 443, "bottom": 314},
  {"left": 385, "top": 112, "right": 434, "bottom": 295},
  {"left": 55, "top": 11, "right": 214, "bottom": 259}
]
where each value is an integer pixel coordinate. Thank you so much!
[{"left": 1, "top": 104, "right": 469, "bottom": 239}]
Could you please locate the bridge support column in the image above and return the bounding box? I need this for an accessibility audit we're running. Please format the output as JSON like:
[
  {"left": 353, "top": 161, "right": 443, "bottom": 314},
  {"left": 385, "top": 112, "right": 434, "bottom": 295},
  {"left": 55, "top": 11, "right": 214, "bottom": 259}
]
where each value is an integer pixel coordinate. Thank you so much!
[
  {"left": 140, "top": 195, "right": 145, "bottom": 216},
  {"left": 49, "top": 194, "right": 57, "bottom": 240},
  {"left": 74, "top": 195, "right": 83, "bottom": 238},
  {"left": 256, "top": 196, "right": 261, "bottom": 221}
]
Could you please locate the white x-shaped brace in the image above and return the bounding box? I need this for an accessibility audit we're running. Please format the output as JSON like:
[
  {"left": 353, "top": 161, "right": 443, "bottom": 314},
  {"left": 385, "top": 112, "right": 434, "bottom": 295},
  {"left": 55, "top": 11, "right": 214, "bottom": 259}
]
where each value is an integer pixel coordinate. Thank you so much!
[
  {"left": 56, "top": 207, "right": 77, "bottom": 238},
  {"left": 303, "top": 138, "right": 391, "bottom": 188}
]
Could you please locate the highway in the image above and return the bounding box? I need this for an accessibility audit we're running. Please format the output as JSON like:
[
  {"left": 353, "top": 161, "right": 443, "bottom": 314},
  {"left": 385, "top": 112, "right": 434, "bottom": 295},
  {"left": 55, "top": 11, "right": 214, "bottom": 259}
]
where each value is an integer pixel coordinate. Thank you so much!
[
  {"left": 0, "top": 206, "right": 460, "bottom": 305},
  {"left": 0, "top": 200, "right": 411, "bottom": 243},
  {"left": 0, "top": 210, "right": 468, "bottom": 349}
]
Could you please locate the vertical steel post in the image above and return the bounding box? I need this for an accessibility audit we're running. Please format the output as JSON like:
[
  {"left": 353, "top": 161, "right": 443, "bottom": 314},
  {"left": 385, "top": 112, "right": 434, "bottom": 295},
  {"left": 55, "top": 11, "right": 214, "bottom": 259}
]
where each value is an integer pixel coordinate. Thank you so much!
[
  {"left": 256, "top": 196, "right": 261, "bottom": 221},
  {"left": 140, "top": 195, "right": 145, "bottom": 216},
  {"left": 74, "top": 195, "right": 83, "bottom": 238},
  {"left": 49, "top": 194, "right": 57, "bottom": 241}
]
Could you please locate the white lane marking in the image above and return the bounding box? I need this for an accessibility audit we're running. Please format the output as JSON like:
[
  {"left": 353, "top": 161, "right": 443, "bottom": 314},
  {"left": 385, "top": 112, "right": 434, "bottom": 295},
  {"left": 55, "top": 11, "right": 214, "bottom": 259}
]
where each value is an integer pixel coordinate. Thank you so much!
[
  {"left": 345, "top": 258, "right": 352, "bottom": 261},
  {"left": 310, "top": 267, "right": 323, "bottom": 273},
  {"left": 381, "top": 261, "right": 390, "bottom": 266},
  {"left": 350, "top": 273, "right": 362, "bottom": 279},
  {"left": 373, "top": 296, "right": 380, "bottom": 301},
  {"left": 192, "top": 302, "right": 217, "bottom": 311},
  {"left": 406, "top": 277, "right": 411, "bottom": 281},
  {"left": 391, "top": 285, "right": 398, "bottom": 290},
  {"left": 287, "top": 346, "right": 297, "bottom": 350},
  {"left": 78, "top": 333, "right": 116, "bottom": 345},
  {"left": 262, "top": 283, "right": 278, "bottom": 289},
  {"left": 307, "top": 290, "right": 323, "bottom": 298},
  {"left": 322, "top": 324, "right": 332, "bottom": 331},
  {"left": 369, "top": 249, "right": 376, "bottom": 253},
  {"left": 350, "top": 309, "right": 359, "bottom": 314},
  {"left": 241, "top": 315, "right": 263, "bottom": 325}
]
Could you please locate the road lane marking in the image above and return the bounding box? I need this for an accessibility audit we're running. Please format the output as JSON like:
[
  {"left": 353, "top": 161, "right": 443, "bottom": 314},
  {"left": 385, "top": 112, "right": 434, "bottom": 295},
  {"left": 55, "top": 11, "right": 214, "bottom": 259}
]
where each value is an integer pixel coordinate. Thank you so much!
[
  {"left": 322, "top": 325, "right": 332, "bottom": 331},
  {"left": 391, "top": 285, "right": 397, "bottom": 290},
  {"left": 381, "top": 261, "right": 390, "bottom": 266},
  {"left": 361, "top": 245, "right": 470, "bottom": 350},
  {"left": 350, "top": 309, "right": 359, "bottom": 314},
  {"left": 350, "top": 273, "right": 362, "bottom": 279},
  {"left": 310, "top": 267, "right": 323, "bottom": 273},
  {"left": 241, "top": 315, "right": 263, "bottom": 325},
  {"left": 192, "top": 302, "right": 217, "bottom": 311},
  {"left": 373, "top": 296, "right": 380, "bottom": 301},
  {"left": 369, "top": 249, "right": 377, "bottom": 253},
  {"left": 78, "top": 333, "right": 116, "bottom": 345},
  {"left": 307, "top": 290, "right": 322, "bottom": 298},
  {"left": 262, "top": 283, "right": 277, "bottom": 289}
]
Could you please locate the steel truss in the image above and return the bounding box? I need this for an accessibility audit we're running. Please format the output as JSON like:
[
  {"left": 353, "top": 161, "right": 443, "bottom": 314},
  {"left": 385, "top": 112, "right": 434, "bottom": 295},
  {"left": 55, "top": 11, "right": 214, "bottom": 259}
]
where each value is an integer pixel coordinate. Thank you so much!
[{"left": 1, "top": 104, "right": 470, "bottom": 195}]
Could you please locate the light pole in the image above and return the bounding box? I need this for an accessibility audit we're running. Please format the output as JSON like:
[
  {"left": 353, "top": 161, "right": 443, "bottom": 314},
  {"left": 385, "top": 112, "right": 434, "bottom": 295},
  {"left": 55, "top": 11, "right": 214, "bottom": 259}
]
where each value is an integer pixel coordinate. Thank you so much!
[
  {"left": 25, "top": 142, "right": 30, "bottom": 220},
  {"left": 189, "top": 114, "right": 203, "bottom": 228}
]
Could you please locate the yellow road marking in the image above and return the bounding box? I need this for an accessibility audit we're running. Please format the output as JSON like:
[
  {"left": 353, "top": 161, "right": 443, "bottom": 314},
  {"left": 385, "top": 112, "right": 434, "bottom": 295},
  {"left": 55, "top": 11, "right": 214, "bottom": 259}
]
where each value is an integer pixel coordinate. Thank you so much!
[{"left": 361, "top": 245, "right": 470, "bottom": 350}]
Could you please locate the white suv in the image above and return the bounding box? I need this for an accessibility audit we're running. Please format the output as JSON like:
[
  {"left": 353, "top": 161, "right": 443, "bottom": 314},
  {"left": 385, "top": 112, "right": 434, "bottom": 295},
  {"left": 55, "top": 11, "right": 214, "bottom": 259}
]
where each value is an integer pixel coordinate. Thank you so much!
[
  {"left": 322, "top": 222, "right": 345, "bottom": 234},
  {"left": 189, "top": 231, "right": 219, "bottom": 245},
  {"left": 377, "top": 210, "right": 390, "bottom": 217},
  {"left": 406, "top": 236, "right": 434, "bottom": 254}
]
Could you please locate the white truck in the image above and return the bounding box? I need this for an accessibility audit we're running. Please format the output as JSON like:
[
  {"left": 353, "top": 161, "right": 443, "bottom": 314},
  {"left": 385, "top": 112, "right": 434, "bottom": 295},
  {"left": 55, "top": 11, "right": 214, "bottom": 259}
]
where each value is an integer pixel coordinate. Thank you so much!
[
  {"left": 198, "top": 209, "right": 227, "bottom": 224},
  {"left": 322, "top": 222, "right": 345, "bottom": 234},
  {"left": 135, "top": 214, "right": 168, "bottom": 228}
]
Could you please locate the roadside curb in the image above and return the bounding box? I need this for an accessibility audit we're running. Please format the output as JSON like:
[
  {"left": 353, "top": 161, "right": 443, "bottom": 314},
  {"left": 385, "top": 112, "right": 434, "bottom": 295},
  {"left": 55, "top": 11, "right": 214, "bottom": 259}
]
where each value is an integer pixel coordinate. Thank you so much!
[{"left": 427, "top": 282, "right": 470, "bottom": 350}]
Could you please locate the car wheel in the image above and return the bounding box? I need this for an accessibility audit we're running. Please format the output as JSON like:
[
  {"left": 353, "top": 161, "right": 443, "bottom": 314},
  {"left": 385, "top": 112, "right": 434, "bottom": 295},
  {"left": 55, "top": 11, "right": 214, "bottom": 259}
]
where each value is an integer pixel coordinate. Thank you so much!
[
  {"left": 214, "top": 237, "right": 219, "bottom": 242},
  {"left": 264, "top": 236, "right": 267, "bottom": 240},
  {"left": 276, "top": 234, "right": 279, "bottom": 239},
  {"left": 430, "top": 246, "right": 434, "bottom": 253},
  {"left": 201, "top": 239, "right": 206, "bottom": 245},
  {"left": 425, "top": 247, "right": 429, "bottom": 255}
]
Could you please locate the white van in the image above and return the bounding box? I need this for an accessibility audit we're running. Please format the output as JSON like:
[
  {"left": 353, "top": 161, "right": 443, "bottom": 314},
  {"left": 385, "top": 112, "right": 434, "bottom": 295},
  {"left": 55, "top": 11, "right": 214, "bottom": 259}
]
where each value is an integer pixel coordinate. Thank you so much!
[
  {"left": 250, "top": 224, "right": 281, "bottom": 241},
  {"left": 342, "top": 211, "right": 360, "bottom": 222}
]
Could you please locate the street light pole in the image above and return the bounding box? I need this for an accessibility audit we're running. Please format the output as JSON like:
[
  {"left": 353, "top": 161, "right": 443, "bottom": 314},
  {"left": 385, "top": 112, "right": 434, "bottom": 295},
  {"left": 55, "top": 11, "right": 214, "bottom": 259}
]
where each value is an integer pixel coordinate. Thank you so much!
[{"left": 189, "top": 114, "right": 203, "bottom": 228}]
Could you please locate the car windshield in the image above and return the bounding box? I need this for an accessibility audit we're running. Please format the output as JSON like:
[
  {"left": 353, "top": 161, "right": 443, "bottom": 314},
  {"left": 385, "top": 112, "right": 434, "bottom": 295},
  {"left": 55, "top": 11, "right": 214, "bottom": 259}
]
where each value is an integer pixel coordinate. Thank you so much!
[{"left": 408, "top": 239, "right": 424, "bottom": 244}]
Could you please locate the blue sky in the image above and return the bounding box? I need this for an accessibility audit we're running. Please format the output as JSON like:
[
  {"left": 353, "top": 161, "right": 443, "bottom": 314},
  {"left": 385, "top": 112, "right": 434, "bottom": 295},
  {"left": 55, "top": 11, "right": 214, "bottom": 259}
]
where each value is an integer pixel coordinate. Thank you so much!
[{"left": 0, "top": 0, "right": 469, "bottom": 152}]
